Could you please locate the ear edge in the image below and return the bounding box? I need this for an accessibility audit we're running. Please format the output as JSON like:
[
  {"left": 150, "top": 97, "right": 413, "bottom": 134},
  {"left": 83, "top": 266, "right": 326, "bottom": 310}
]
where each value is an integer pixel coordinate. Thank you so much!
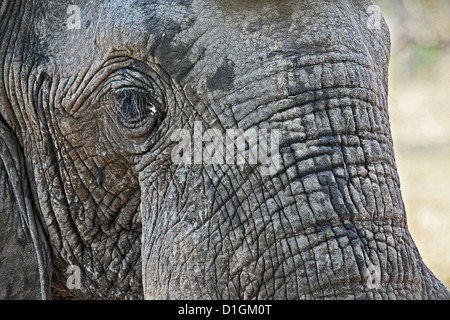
[{"left": 0, "top": 115, "right": 52, "bottom": 300}]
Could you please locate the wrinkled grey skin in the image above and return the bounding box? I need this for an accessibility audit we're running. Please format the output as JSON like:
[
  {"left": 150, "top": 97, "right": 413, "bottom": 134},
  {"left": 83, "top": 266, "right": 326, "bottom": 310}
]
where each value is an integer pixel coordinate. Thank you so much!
[{"left": 0, "top": 0, "right": 449, "bottom": 300}]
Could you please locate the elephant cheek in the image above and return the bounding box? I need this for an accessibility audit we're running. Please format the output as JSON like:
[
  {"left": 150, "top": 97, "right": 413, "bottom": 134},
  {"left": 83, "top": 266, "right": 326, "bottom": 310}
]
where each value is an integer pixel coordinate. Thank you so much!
[{"left": 138, "top": 166, "right": 211, "bottom": 299}]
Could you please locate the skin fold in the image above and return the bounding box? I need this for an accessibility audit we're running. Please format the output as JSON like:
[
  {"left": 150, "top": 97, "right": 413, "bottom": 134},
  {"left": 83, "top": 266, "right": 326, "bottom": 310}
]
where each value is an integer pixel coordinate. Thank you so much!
[{"left": 0, "top": 0, "right": 449, "bottom": 299}]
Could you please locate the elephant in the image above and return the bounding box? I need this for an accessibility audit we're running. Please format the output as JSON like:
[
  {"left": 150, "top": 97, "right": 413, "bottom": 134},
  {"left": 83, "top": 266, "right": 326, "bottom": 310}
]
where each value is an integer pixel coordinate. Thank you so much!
[{"left": 0, "top": 0, "right": 449, "bottom": 300}]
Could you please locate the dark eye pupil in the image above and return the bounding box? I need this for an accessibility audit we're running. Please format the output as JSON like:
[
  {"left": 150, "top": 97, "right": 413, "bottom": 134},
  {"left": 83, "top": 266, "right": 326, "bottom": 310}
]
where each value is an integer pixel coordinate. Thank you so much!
[{"left": 116, "top": 91, "right": 157, "bottom": 122}]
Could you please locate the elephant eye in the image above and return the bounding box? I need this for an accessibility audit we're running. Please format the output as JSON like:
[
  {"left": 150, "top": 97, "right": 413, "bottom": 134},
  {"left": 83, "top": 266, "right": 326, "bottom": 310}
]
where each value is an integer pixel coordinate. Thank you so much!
[{"left": 114, "top": 89, "right": 164, "bottom": 136}]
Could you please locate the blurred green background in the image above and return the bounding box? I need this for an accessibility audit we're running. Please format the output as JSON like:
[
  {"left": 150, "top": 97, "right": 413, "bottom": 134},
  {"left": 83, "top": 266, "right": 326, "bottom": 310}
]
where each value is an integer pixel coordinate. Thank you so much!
[{"left": 373, "top": 0, "right": 450, "bottom": 288}]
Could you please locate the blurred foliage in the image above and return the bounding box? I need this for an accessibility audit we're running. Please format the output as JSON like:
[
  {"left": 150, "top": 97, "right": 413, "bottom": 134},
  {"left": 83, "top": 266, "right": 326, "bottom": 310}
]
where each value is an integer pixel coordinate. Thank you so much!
[{"left": 374, "top": 0, "right": 450, "bottom": 81}]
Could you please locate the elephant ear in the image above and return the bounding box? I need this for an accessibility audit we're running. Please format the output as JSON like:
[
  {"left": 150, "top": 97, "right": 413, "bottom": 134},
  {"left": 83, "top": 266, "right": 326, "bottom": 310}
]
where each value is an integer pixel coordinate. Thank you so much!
[{"left": 0, "top": 117, "right": 52, "bottom": 299}]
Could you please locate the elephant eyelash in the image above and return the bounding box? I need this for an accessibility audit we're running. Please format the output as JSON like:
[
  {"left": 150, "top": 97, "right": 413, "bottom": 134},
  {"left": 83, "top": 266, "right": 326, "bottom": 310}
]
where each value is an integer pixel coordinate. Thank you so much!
[
  {"left": 115, "top": 90, "right": 159, "bottom": 123},
  {"left": 112, "top": 89, "right": 165, "bottom": 137}
]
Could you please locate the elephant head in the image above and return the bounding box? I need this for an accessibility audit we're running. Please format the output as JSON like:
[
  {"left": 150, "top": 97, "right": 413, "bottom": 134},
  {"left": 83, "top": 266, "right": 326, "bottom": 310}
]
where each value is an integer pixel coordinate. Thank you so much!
[{"left": 0, "top": 0, "right": 448, "bottom": 299}]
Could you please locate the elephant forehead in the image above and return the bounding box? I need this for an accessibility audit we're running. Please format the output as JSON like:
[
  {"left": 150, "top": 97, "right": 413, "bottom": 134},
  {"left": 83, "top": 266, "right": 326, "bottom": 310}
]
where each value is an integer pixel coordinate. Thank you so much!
[
  {"left": 43, "top": 0, "right": 384, "bottom": 74},
  {"left": 36, "top": 0, "right": 192, "bottom": 71},
  {"left": 148, "top": 0, "right": 381, "bottom": 77}
]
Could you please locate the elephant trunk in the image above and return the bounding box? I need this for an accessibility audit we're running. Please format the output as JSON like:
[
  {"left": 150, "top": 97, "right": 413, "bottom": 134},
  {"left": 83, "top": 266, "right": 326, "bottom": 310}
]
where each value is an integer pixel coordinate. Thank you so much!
[{"left": 138, "top": 55, "right": 449, "bottom": 299}]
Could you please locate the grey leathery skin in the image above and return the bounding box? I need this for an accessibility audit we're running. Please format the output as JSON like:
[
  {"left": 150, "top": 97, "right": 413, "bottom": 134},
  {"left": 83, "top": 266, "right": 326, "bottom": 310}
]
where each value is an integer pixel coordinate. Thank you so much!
[{"left": 0, "top": 0, "right": 448, "bottom": 299}]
